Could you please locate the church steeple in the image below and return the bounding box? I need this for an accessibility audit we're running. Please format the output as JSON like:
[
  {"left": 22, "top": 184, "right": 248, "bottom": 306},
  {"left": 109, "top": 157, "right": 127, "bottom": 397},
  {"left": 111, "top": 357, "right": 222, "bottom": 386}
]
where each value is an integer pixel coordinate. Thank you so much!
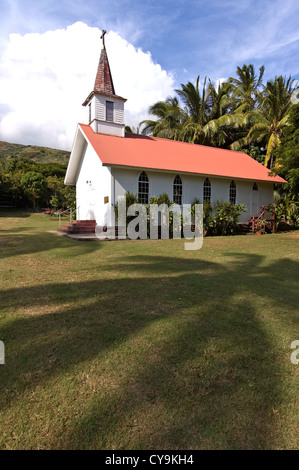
[{"left": 82, "top": 29, "right": 127, "bottom": 137}]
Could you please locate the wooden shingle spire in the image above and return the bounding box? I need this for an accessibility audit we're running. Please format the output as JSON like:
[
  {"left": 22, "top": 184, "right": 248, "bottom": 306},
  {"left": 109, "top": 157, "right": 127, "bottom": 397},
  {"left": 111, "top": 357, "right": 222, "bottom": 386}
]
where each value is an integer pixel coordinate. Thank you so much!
[{"left": 93, "top": 30, "right": 116, "bottom": 96}]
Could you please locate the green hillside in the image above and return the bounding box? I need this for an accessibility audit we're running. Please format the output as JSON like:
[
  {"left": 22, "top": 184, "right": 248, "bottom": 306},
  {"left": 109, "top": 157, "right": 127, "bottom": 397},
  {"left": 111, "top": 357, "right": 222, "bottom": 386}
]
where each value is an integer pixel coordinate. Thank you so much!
[
  {"left": 0, "top": 140, "right": 73, "bottom": 210},
  {"left": 0, "top": 140, "right": 70, "bottom": 164}
]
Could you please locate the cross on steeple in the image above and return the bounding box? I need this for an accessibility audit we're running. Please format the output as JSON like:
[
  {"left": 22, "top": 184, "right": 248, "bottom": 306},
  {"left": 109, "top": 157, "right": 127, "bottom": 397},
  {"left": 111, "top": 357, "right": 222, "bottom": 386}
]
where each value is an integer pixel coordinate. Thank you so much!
[{"left": 100, "top": 30, "right": 106, "bottom": 49}]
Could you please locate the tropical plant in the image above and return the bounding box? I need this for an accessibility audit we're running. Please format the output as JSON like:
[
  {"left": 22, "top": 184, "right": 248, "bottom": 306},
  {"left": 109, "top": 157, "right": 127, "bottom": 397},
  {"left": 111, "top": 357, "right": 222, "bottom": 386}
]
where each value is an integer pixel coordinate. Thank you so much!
[
  {"left": 138, "top": 63, "right": 299, "bottom": 168},
  {"left": 191, "top": 198, "right": 201, "bottom": 217},
  {"left": 176, "top": 76, "right": 209, "bottom": 123},
  {"left": 114, "top": 191, "right": 138, "bottom": 224},
  {"left": 272, "top": 102, "right": 299, "bottom": 198},
  {"left": 255, "top": 219, "right": 266, "bottom": 233},
  {"left": 232, "top": 75, "right": 297, "bottom": 167},
  {"left": 125, "top": 124, "right": 140, "bottom": 134},
  {"left": 206, "top": 80, "right": 234, "bottom": 119},
  {"left": 139, "top": 97, "right": 186, "bottom": 140},
  {"left": 241, "top": 145, "right": 265, "bottom": 164},
  {"left": 200, "top": 81, "right": 236, "bottom": 147},
  {"left": 274, "top": 198, "right": 299, "bottom": 228},
  {"left": 212, "top": 201, "right": 246, "bottom": 235},
  {"left": 140, "top": 65, "right": 267, "bottom": 149},
  {"left": 150, "top": 193, "right": 172, "bottom": 206},
  {"left": 228, "top": 64, "right": 265, "bottom": 113},
  {"left": 173, "top": 77, "right": 239, "bottom": 145},
  {"left": 202, "top": 200, "right": 214, "bottom": 235}
]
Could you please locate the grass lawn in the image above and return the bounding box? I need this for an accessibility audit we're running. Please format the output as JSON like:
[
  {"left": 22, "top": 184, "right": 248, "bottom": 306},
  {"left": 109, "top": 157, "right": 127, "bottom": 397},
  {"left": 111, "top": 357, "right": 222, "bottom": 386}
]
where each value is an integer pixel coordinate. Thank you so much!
[{"left": 0, "top": 211, "right": 298, "bottom": 450}]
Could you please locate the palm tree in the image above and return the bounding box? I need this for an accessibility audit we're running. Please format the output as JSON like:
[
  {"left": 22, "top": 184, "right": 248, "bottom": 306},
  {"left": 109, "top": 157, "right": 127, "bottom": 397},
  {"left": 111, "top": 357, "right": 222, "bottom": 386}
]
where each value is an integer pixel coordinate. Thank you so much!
[
  {"left": 175, "top": 76, "right": 210, "bottom": 143},
  {"left": 202, "top": 64, "right": 266, "bottom": 150},
  {"left": 140, "top": 77, "right": 212, "bottom": 144},
  {"left": 201, "top": 80, "right": 237, "bottom": 147},
  {"left": 139, "top": 97, "right": 186, "bottom": 140},
  {"left": 206, "top": 80, "right": 234, "bottom": 119},
  {"left": 202, "top": 69, "right": 297, "bottom": 160},
  {"left": 125, "top": 124, "right": 140, "bottom": 134},
  {"left": 228, "top": 64, "right": 265, "bottom": 112},
  {"left": 179, "top": 66, "right": 265, "bottom": 147},
  {"left": 236, "top": 75, "right": 297, "bottom": 167},
  {"left": 138, "top": 66, "right": 297, "bottom": 162},
  {"left": 175, "top": 76, "right": 209, "bottom": 125},
  {"left": 140, "top": 76, "right": 243, "bottom": 147}
]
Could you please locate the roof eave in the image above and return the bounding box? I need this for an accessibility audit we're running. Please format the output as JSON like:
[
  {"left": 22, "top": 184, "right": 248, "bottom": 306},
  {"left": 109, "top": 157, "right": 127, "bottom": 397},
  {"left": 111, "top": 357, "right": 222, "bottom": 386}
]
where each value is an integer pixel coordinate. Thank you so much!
[
  {"left": 104, "top": 162, "right": 287, "bottom": 184},
  {"left": 82, "top": 90, "right": 127, "bottom": 106},
  {"left": 64, "top": 125, "right": 88, "bottom": 185}
]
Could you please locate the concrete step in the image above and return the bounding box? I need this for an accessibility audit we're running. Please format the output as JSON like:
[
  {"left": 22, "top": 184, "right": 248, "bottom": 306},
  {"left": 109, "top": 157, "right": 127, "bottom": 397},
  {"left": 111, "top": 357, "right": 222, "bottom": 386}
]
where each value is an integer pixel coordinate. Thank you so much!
[
  {"left": 72, "top": 220, "right": 96, "bottom": 225},
  {"left": 57, "top": 219, "right": 97, "bottom": 235}
]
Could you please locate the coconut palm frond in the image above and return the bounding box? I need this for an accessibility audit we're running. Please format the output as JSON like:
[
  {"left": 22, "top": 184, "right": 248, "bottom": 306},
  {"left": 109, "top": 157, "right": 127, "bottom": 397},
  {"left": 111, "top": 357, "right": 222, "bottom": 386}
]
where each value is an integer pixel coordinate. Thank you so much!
[
  {"left": 264, "top": 132, "right": 281, "bottom": 167},
  {"left": 139, "top": 120, "right": 157, "bottom": 135},
  {"left": 230, "top": 137, "right": 248, "bottom": 151}
]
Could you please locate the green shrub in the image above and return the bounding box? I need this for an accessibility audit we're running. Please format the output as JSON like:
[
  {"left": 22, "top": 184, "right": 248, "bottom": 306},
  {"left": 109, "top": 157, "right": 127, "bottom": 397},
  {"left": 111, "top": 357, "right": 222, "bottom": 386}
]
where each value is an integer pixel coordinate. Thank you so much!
[
  {"left": 114, "top": 192, "right": 246, "bottom": 237},
  {"left": 203, "top": 201, "right": 214, "bottom": 235},
  {"left": 114, "top": 192, "right": 138, "bottom": 226},
  {"left": 271, "top": 198, "right": 299, "bottom": 229},
  {"left": 150, "top": 193, "right": 172, "bottom": 206},
  {"left": 212, "top": 200, "right": 246, "bottom": 235}
]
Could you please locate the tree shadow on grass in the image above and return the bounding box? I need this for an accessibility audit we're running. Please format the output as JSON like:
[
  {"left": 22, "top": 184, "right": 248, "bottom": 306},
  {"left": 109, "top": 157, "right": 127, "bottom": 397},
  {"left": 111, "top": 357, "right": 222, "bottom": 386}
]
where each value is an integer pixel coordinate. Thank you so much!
[
  {"left": 0, "top": 210, "right": 31, "bottom": 218},
  {"left": 0, "top": 230, "right": 101, "bottom": 259},
  {"left": 0, "top": 253, "right": 298, "bottom": 449},
  {"left": 0, "top": 226, "right": 39, "bottom": 234},
  {"left": 0, "top": 211, "right": 102, "bottom": 258}
]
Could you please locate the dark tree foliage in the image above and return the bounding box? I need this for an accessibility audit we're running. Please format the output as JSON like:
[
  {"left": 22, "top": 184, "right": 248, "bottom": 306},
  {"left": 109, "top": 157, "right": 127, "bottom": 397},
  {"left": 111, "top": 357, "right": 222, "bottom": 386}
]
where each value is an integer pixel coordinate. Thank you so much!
[
  {"left": 0, "top": 155, "right": 75, "bottom": 210},
  {"left": 273, "top": 103, "right": 299, "bottom": 199}
]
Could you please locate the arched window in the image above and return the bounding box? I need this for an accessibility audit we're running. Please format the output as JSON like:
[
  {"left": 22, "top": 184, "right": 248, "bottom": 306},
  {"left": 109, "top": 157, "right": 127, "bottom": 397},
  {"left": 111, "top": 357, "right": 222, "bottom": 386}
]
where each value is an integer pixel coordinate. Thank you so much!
[
  {"left": 203, "top": 178, "right": 211, "bottom": 203},
  {"left": 173, "top": 175, "right": 182, "bottom": 205},
  {"left": 138, "top": 171, "right": 149, "bottom": 204},
  {"left": 229, "top": 180, "right": 236, "bottom": 204},
  {"left": 252, "top": 182, "right": 258, "bottom": 191}
]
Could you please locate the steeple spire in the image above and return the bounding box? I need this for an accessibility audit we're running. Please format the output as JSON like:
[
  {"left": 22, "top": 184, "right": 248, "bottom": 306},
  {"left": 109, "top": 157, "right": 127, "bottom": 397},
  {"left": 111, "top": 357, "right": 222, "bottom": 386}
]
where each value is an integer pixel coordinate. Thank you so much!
[{"left": 93, "top": 34, "right": 115, "bottom": 96}]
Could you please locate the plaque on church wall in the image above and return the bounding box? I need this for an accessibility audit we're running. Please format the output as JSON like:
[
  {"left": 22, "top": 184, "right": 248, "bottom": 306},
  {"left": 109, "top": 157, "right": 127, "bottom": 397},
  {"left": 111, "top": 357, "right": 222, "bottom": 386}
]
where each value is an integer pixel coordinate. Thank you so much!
[{"left": 104, "top": 196, "right": 109, "bottom": 204}]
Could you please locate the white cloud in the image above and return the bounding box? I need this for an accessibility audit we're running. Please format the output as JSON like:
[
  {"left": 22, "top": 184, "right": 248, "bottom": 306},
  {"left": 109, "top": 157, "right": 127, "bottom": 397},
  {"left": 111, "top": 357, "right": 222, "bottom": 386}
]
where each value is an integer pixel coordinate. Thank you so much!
[{"left": 0, "top": 22, "right": 175, "bottom": 149}]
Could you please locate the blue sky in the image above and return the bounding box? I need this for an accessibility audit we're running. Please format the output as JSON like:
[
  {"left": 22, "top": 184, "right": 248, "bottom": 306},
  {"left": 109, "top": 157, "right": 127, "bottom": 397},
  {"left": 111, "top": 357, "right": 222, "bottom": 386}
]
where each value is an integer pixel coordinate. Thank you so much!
[
  {"left": 2, "top": 0, "right": 299, "bottom": 82},
  {"left": 0, "top": 0, "right": 299, "bottom": 148}
]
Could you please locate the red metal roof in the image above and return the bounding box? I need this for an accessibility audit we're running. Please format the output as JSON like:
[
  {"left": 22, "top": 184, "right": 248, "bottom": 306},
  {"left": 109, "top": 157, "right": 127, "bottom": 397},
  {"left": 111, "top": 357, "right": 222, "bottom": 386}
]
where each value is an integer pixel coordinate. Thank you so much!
[{"left": 79, "top": 124, "right": 286, "bottom": 183}]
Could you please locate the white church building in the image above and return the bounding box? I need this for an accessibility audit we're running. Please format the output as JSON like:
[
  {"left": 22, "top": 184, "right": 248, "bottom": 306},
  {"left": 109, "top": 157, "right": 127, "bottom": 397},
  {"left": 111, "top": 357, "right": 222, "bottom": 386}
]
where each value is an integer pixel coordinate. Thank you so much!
[{"left": 64, "top": 31, "right": 286, "bottom": 230}]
